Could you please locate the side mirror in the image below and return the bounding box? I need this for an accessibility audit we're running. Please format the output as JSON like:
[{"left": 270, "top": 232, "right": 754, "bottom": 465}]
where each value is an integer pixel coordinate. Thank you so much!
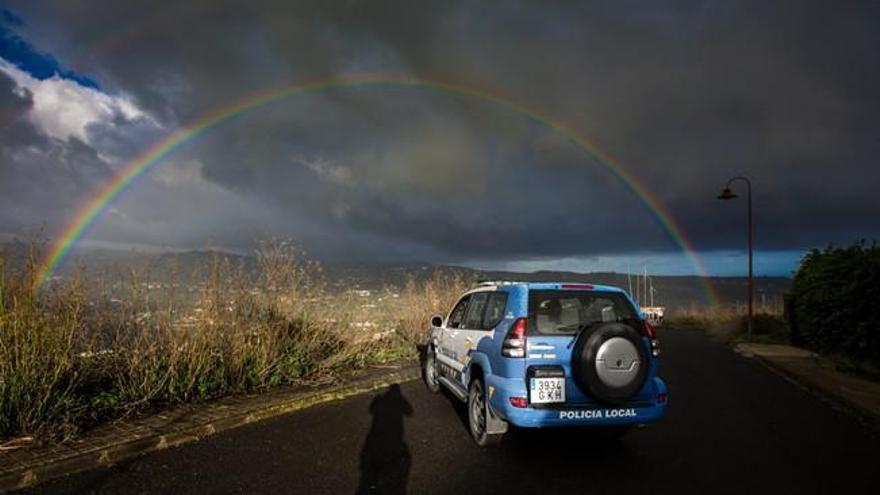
[{"left": 431, "top": 315, "right": 443, "bottom": 328}]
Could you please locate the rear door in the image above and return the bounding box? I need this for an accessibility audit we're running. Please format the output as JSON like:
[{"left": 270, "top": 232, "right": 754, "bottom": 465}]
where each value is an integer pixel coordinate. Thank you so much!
[
  {"left": 436, "top": 295, "right": 470, "bottom": 385},
  {"left": 449, "top": 291, "right": 490, "bottom": 387},
  {"left": 526, "top": 290, "right": 638, "bottom": 404}
]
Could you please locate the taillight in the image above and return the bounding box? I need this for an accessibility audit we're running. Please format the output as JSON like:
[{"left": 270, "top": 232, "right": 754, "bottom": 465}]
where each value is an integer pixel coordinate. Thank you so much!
[
  {"left": 502, "top": 317, "right": 527, "bottom": 358},
  {"left": 509, "top": 396, "right": 528, "bottom": 408},
  {"left": 644, "top": 321, "right": 660, "bottom": 357}
]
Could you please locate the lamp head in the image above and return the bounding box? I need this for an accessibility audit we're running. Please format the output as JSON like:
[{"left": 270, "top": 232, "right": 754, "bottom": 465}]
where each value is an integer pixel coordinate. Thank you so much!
[{"left": 717, "top": 187, "right": 738, "bottom": 200}]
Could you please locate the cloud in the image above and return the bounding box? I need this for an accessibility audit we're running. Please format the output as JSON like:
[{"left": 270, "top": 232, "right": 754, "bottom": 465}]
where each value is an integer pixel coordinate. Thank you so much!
[
  {"left": 295, "top": 155, "right": 354, "bottom": 187},
  {"left": 0, "top": 62, "right": 159, "bottom": 240},
  {"left": 1, "top": 1, "right": 879, "bottom": 272},
  {"left": 0, "top": 57, "right": 152, "bottom": 143}
]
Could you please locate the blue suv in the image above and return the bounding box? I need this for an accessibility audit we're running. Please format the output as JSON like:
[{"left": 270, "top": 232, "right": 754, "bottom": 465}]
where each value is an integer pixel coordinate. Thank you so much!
[{"left": 422, "top": 281, "right": 667, "bottom": 446}]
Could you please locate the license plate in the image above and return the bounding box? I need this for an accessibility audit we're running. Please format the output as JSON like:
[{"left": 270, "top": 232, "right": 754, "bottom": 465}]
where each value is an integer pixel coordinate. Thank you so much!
[{"left": 530, "top": 377, "right": 565, "bottom": 404}]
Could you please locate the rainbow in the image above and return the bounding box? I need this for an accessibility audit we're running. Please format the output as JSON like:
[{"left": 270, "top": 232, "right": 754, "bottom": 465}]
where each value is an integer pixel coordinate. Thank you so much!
[{"left": 35, "top": 73, "right": 720, "bottom": 304}]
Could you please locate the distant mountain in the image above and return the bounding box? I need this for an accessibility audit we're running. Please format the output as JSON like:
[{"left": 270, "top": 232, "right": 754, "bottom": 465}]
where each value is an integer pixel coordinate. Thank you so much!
[{"left": 1, "top": 243, "right": 790, "bottom": 308}]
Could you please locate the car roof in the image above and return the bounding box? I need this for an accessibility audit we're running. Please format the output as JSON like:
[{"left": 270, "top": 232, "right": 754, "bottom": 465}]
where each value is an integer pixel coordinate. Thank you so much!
[{"left": 471, "top": 281, "right": 628, "bottom": 294}]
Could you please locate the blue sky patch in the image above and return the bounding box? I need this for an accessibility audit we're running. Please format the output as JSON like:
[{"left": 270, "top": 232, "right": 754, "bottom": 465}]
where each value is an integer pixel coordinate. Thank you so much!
[{"left": 1, "top": 8, "right": 99, "bottom": 89}]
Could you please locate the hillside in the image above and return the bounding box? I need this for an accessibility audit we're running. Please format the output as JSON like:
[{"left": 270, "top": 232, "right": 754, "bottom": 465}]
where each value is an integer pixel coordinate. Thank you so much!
[{"left": 0, "top": 242, "right": 790, "bottom": 309}]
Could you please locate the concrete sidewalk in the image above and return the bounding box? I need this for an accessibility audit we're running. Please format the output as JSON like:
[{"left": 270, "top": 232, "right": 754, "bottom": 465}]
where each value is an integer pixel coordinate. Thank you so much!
[
  {"left": 0, "top": 363, "right": 420, "bottom": 493},
  {"left": 735, "top": 343, "right": 880, "bottom": 425}
]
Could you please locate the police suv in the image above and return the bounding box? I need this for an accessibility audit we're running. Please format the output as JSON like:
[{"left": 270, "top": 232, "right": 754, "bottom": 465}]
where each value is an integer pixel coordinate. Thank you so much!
[{"left": 423, "top": 281, "right": 667, "bottom": 446}]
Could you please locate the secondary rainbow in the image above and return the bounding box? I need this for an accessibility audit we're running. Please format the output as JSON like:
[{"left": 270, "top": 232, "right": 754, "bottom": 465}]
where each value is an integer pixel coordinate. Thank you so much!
[{"left": 35, "top": 73, "right": 720, "bottom": 304}]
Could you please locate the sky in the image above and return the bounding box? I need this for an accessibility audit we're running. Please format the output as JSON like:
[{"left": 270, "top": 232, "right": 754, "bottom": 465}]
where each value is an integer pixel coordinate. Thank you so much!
[{"left": 1, "top": 0, "right": 878, "bottom": 277}]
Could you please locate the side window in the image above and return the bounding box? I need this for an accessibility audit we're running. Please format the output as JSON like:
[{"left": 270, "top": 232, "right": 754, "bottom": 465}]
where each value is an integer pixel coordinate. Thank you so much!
[
  {"left": 482, "top": 292, "right": 509, "bottom": 329},
  {"left": 447, "top": 296, "right": 470, "bottom": 329},
  {"left": 463, "top": 292, "right": 489, "bottom": 329}
]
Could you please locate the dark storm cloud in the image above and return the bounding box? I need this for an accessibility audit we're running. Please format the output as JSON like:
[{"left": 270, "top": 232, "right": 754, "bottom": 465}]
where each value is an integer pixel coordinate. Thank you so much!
[
  {"left": 0, "top": 65, "right": 30, "bottom": 122},
  {"left": 2, "top": 0, "right": 879, "bottom": 264},
  {"left": 0, "top": 69, "right": 112, "bottom": 233}
]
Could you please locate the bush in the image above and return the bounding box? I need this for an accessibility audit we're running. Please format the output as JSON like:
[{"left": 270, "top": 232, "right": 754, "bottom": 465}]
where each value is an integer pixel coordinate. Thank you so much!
[
  {"left": 790, "top": 242, "right": 880, "bottom": 363},
  {"left": 667, "top": 303, "right": 787, "bottom": 344},
  {"left": 0, "top": 240, "right": 455, "bottom": 443},
  {"left": 668, "top": 303, "right": 784, "bottom": 326},
  {"left": 387, "top": 270, "right": 471, "bottom": 347},
  {"left": 0, "top": 251, "right": 87, "bottom": 441}
]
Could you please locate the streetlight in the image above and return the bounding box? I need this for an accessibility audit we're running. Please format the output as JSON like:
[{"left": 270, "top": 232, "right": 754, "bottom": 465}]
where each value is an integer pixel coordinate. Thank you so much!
[{"left": 718, "top": 176, "right": 753, "bottom": 339}]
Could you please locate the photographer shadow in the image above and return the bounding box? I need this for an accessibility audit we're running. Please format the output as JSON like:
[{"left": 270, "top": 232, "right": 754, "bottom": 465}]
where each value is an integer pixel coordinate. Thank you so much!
[{"left": 355, "top": 384, "right": 413, "bottom": 495}]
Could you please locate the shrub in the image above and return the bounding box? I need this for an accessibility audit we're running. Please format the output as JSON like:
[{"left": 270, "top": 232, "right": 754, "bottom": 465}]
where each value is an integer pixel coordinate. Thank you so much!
[
  {"left": 0, "top": 250, "right": 87, "bottom": 441},
  {"left": 0, "top": 240, "right": 443, "bottom": 443},
  {"left": 790, "top": 242, "right": 880, "bottom": 363},
  {"left": 386, "top": 270, "right": 472, "bottom": 347},
  {"left": 667, "top": 303, "right": 783, "bottom": 327}
]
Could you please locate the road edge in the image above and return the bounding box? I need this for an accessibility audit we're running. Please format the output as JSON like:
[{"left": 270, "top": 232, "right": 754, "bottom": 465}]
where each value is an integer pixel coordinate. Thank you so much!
[
  {"left": 0, "top": 365, "right": 420, "bottom": 493},
  {"left": 736, "top": 345, "right": 879, "bottom": 430}
]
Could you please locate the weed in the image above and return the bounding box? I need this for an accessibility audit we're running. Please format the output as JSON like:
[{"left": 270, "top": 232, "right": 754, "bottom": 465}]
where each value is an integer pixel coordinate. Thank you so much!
[{"left": 0, "top": 241, "right": 472, "bottom": 443}]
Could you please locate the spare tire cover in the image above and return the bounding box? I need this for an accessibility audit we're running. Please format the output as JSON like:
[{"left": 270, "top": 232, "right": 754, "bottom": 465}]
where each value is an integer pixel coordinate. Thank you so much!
[{"left": 571, "top": 322, "right": 648, "bottom": 404}]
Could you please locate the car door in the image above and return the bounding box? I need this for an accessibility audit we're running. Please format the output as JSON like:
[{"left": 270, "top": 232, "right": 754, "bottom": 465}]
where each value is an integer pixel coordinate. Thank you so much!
[
  {"left": 527, "top": 290, "right": 635, "bottom": 404},
  {"left": 451, "top": 291, "right": 491, "bottom": 387},
  {"left": 436, "top": 295, "right": 470, "bottom": 384}
]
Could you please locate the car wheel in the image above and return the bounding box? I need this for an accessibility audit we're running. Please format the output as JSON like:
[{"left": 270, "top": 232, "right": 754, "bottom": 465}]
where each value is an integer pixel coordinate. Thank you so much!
[
  {"left": 468, "top": 378, "right": 503, "bottom": 447},
  {"left": 571, "top": 322, "right": 648, "bottom": 404},
  {"left": 423, "top": 347, "right": 441, "bottom": 393}
]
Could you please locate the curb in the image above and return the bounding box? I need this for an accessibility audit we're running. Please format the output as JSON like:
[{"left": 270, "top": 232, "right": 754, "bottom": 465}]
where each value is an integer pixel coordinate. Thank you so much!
[
  {"left": 0, "top": 365, "right": 420, "bottom": 493},
  {"left": 739, "top": 349, "right": 880, "bottom": 430}
]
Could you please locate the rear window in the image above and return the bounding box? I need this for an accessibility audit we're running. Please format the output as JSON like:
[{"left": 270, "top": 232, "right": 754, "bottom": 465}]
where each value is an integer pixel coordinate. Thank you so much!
[{"left": 527, "top": 290, "right": 639, "bottom": 335}]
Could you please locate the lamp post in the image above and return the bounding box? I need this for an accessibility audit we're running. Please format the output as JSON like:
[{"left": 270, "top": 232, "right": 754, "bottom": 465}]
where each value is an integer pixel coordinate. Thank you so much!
[{"left": 718, "top": 176, "right": 753, "bottom": 339}]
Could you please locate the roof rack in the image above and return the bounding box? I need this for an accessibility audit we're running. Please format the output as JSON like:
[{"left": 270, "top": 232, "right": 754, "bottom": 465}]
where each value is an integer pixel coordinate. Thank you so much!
[{"left": 475, "top": 280, "right": 522, "bottom": 287}]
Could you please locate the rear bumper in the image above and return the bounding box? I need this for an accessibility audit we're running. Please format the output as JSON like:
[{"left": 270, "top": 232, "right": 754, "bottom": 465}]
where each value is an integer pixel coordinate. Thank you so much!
[{"left": 487, "top": 375, "right": 667, "bottom": 428}]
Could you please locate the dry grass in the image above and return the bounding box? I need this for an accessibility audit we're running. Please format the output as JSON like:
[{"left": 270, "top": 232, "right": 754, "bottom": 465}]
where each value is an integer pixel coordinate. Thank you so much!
[
  {"left": 667, "top": 302, "right": 789, "bottom": 344},
  {"left": 0, "top": 249, "right": 87, "bottom": 442},
  {"left": 0, "top": 241, "right": 473, "bottom": 444},
  {"left": 385, "top": 270, "right": 471, "bottom": 347},
  {"left": 669, "top": 302, "right": 783, "bottom": 326}
]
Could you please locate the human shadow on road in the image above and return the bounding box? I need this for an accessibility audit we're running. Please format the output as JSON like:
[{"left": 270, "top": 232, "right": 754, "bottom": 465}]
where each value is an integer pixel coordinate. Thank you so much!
[{"left": 355, "top": 384, "right": 413, "bottom": 495}]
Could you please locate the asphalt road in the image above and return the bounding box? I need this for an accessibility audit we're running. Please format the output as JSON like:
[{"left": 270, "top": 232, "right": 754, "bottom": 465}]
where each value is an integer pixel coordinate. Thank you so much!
[{"left": 26, "top": 328, "right": 879, "bottom": 494}]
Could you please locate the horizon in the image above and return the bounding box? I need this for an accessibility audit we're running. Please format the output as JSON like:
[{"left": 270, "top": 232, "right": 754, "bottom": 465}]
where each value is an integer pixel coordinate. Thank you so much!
[{"left": 1, "top": 236, "right": 799, "bottom": 279}]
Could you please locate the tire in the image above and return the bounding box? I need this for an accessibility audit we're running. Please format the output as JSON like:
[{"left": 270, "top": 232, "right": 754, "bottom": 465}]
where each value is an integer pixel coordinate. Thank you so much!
[
  {"left": 571, "top": 322, "right": 648, "bottom": 404},
  {"left": 423, "top": 347, "right": 441, "bottom": 393},
  {"left": 468, "top": 378, "right": 503, "bottom": 447}
]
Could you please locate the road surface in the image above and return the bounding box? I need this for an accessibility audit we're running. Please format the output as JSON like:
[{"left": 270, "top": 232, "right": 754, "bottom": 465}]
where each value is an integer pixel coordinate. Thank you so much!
[{"left": 26, "top": 328, "right": 879, "bottom": 494}]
